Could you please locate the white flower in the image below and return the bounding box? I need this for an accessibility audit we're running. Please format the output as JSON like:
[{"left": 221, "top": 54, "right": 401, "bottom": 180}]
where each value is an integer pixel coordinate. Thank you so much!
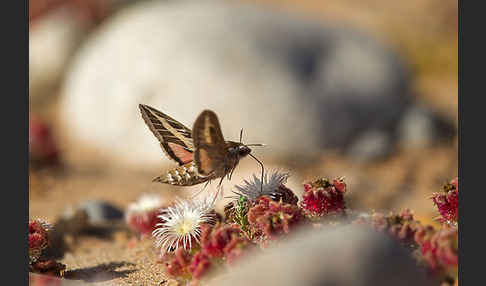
[
  {"left": 152, "top": 193, "right": 217, "bottom": 252},
  {"left": 234, "top": 170, "right": 290, "bottom": 202},
  {"left": 126, "top": 193, "right": 165, "bottom": 215}
]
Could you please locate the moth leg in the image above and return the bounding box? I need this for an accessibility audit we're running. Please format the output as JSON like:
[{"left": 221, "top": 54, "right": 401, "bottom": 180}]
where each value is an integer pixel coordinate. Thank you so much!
[
  {"left": 228, "top": 165, "right": 237, "bottom": 181},
  {"left": 223, "top": 155, "right": 237, "bottom": 181},
  {"left": 190, "top": 179, "right": 211, "bottom": 199},
  {"left": 204, "top": 179, "right": 211, "bottom": 189},
  {"left": 210, "top": 181, "right": 224, "bottom": 206},
  {"left": 206, "top": 171, "right": 215, "bottom": 185},
  {"left": 217, "top": 175, "right": 225, "bottom": 188},
  {"left": 152, "top": 176, "right": 163, "bottom": 183}
]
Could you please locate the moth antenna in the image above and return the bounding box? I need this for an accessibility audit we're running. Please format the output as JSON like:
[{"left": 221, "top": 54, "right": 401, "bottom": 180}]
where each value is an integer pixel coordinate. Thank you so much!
[
  {"left": 239, "top": 129, "right": 244, "bottom": 143},
  {"left": 248, "top": 153, "right": 265, "bottom": 193},
  {"left": 246, "top": 143, "right": 265, "bottom": 147}
]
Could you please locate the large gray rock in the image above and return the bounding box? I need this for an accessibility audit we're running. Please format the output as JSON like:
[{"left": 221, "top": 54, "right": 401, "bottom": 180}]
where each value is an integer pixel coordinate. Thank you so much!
[
  {"left": 213, "top": 225, "right": 432, "bottom": 286},
  {"left": 60, "top": 0, "right": 449, "bottom": 168}
]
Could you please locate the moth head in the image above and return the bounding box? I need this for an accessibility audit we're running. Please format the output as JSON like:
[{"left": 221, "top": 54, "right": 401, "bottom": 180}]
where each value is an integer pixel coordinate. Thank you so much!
[
  {"left": 237, "top": 145, "right": 252, "bottom": 157},
  {"left": 227, "top": 142, "right": 252, "bottom": 158}
]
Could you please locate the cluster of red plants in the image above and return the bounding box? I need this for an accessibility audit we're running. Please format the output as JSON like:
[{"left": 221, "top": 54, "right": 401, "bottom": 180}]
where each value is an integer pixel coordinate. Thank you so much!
[
  {"left": 159, "top": 177, "right": 345, "bottom": 284},
  {"left": 157, "top": 176, "right": 458, "bottom": 286},
  {"left": 247, "top": 196, "right": 303, "bottom": 242},
  {"left": 365, "top": 208, "right": 421, "bottom": 245},
  {"left": 300, "top": 177, "right": 347, "bottom": 219},
  {"left": 29, "top": 219, "right": 66, "bottom": 276}
]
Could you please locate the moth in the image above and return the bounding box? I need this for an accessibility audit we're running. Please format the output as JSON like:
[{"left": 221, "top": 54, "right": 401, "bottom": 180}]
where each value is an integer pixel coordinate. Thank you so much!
[{"left": 139, "top": 104, "right": 264, "bottom": 191}]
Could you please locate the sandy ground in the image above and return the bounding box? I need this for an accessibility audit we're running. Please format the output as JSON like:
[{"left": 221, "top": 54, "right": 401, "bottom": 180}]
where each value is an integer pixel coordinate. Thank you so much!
[{"left": 29, "top": 0, "right": 457, "bottom": 284}]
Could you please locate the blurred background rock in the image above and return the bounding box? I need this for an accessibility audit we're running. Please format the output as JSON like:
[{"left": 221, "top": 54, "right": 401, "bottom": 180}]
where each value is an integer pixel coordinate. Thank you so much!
[
  {"left": 213, "top": 225, "right": 433, "bottom": 286},
  {"left": 29, "top": 0, "right": 457, "bottom": 226}
]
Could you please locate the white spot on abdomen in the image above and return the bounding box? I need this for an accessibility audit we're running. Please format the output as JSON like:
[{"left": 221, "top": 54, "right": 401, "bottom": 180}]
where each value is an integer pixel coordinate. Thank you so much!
[{"left": 167, "top": 173, "right": 174, "bottom": 182}]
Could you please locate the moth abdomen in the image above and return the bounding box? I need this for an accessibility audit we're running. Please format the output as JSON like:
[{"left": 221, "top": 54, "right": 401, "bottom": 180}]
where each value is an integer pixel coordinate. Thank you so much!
[{"left": 154, "top": 162, "right": 209, "bottom": 186}]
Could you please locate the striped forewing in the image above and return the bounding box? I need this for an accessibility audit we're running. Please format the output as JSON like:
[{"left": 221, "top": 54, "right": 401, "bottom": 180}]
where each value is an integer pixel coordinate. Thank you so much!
[{"left": 139, "top": 104, "right": 194, "bottom": 165}]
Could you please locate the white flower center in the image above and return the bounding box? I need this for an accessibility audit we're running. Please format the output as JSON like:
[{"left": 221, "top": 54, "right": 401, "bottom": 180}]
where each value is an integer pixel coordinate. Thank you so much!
[{"left": 175, "top": 219, "right": 196, "bottom": 235}]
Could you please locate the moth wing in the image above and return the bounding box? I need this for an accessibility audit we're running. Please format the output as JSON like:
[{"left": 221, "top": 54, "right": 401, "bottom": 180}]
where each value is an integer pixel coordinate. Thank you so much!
[
  {"left": 139, "top": 104, "right": 194, "bottom": 165},
  {"left": 192, "top": 110, "right": 227, "bottom": 176}
]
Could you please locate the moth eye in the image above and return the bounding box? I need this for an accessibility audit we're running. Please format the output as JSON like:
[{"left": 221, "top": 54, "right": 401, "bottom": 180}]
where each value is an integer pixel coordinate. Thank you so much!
[{"left": 238, "top": 146, "right": 250, "bottom": 156}]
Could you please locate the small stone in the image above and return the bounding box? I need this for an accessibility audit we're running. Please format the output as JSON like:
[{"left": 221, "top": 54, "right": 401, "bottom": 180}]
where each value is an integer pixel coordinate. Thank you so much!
[
  {"left": 398, "top": 104, "right": 456, "bottom": 150},
  {"left": 78, "top": 200, "right": 124, "bottom": 225}
]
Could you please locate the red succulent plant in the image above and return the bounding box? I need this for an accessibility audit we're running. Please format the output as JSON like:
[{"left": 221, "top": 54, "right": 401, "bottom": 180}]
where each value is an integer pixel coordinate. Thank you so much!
[
  {"left": 165, "top": 248, "right": 193, "bottom": 279},
  {"left": 247, "top": 196, "right": 303, "bottom": 241},
  {"left": 300, "top": 177, "right": 347, "bottom": 218},
  {"left": 414, "top": 224, "right": 458, "bottom": 276},
  {"left": 199, "top": 223, "right": 253, "bottom": 263},
  {"left": 125, "top": 193, "right": 167, "bottom": 238},
  {"left": 29, "top": 219, "right": 66, "bottom": 276},
  {"left": 188, "top": 252, "right": 212, "bottom": 280},
  {"left": 29, "top": 219, "right": 50, "bottom": 264},
  {"left": 431, "top": 178, "right": 458, "bottom": 225},
  {"left": 370, "top": 209, "right": 420, "bottom": 245}
]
